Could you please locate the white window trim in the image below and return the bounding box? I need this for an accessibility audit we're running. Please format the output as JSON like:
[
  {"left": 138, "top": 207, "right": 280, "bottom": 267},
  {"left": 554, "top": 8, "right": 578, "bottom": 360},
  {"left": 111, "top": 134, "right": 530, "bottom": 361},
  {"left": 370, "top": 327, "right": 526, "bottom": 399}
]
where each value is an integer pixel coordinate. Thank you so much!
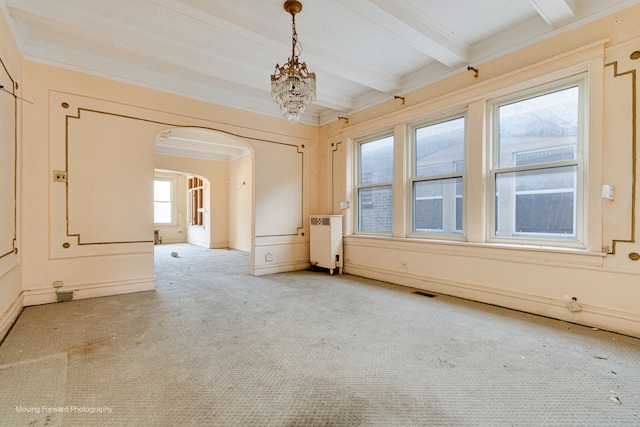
[
  {"left": 487, "top": 74, "right": 587, "bottom": 248},
  {"left": 354, "top": 132, "right": 395, "bottom": 236},
  {"left": 408, "top": 112, "right": 467, "bottom": 240}
]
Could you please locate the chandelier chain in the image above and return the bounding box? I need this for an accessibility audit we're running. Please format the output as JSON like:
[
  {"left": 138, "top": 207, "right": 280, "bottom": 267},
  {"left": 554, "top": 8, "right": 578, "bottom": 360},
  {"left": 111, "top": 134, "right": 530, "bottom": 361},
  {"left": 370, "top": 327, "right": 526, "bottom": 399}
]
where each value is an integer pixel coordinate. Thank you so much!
[{"left": 291, "top": 15, "right": 299, "bottom": 60}]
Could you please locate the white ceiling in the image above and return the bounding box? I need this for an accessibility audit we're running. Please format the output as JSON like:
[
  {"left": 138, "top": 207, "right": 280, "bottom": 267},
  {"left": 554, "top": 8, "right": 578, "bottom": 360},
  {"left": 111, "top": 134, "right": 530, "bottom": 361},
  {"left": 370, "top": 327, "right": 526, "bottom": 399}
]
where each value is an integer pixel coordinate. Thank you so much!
[
  {"left": 155, "top": 127, "right": 250, "bottom": 161},
  {"left": 2, "top": 0, "right": 638, "bottom": 127}
]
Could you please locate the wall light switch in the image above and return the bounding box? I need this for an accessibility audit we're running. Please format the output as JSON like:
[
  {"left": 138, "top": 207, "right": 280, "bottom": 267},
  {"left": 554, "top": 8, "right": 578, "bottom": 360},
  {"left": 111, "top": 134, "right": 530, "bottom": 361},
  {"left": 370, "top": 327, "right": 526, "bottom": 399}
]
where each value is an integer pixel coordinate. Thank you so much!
[
  {"left": 339, "top": 201, "right": 350, "bottom": 209},
  {"left": 602, "top": 185, "right": 615, "bottom": 200}
]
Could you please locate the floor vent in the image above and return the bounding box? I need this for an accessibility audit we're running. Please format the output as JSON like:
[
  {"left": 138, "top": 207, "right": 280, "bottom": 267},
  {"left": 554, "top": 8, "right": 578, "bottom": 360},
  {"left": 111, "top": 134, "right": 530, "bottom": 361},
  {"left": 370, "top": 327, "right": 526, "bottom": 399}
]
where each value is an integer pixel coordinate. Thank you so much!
[{"left": 413, "top": 291, "right": 437, "bottom": 298}]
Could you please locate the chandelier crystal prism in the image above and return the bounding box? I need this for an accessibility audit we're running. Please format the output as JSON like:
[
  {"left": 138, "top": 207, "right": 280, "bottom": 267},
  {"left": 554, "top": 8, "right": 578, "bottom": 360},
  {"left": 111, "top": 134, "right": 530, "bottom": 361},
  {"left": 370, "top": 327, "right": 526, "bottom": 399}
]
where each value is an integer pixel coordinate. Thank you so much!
[{"left": 270, "top": 0, "right": 316, "bottom": 124}]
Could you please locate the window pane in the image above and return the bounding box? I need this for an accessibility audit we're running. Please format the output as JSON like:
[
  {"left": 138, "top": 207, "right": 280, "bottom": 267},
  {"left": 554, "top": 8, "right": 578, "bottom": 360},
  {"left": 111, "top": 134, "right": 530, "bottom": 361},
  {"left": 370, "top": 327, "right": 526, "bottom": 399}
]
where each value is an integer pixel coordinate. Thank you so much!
[
  {"left": 415, "top": 179, "right": 442, "bottom": 198},
  {"left": 498, "top": 86, "right": 578, "bottom": 168},
  {"left": 515, "top": 166, "right": 575, "bottom": 192},
  {"left": 515, "top": 193, "right": 574, "bottom": 234},
  {"left": 415, "top": 117, "right": 465, "bottom": 177},
  {"left": 154, "top": 180, "right": 172, "bottom": 202},
  {"left": 358, "top": 185, "right": 392, "bottom": 232},
  {"left": 413, "top": 178, "right": 462, "bottom": 233},
  {"left": 495, "top": 165, "right": 577, "bottom": 238},
  {"left": 360, "top": 136, "right": 394, "bottom": 184},
  {"left": 515, "top": 146, "right": 575, "bottom": 166},
  {"left": 414, "top": 198, "right": 443, "bottom": 230},
  {"left": 154, "top": 202, "right": 172, "bottom": 223}
]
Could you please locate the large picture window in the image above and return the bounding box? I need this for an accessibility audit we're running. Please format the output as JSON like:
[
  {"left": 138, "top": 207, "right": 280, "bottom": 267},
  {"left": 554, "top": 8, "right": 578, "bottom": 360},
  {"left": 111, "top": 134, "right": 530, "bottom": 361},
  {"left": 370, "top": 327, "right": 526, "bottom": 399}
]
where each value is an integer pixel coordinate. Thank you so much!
[
  {"left": 410, "top": 116, "right": 466, "bottom": 237},
  {"left": 356, "top": 134, "right": 394, "bottom": 233},
  {"left": 490, "top": 78, "right": 584, "bottom": 245}
]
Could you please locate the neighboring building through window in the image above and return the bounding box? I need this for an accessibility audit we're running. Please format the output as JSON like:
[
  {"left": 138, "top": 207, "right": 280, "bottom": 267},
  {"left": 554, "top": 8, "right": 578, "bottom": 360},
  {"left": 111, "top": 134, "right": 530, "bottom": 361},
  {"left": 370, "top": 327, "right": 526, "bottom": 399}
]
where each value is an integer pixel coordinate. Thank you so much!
[
  {"left": 356, "top": 134, "right": 394, "bottom": 233},
  {"left": 188, "top": 177, "right": 204, "bottom": 226},
  {"left": 491, "top": 79, "right": 584, "bottom": 245},
  {"left": 154, "top": 179, "right": 173, "bottom": 224},
  {"left": 411, "top": 115, "right": 466, "bottom": 236}
]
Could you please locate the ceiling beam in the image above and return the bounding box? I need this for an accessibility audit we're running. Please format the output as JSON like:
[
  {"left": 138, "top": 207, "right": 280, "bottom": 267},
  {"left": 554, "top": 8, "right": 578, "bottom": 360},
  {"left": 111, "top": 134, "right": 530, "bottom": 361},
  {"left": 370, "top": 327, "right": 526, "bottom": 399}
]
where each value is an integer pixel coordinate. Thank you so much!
[
  {"left": 148, "top": 0, "right": 401, "bottom": 93},
  {"left": 529, "top": 0, "right": 575, "bottom": 26},
  {"left": 336, "top": 0, "right": 468, "bottom": 68},
  {"left": 6, "top": 1, "right": 354, "bottom": 111}
]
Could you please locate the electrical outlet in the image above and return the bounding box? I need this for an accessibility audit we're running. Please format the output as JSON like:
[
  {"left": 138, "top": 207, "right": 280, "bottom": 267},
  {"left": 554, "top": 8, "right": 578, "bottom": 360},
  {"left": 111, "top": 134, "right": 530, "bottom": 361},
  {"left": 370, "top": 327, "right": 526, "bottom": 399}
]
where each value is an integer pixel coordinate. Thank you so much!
[
  {"left": 265, "top": 253, "right": 273, "bottom": 262},
  {"left": 400, "top": 261, "right": 408, "bottom": 270},
  {"left": 53, "top": 170, "right": 67, "bottom": 182},
  {"left": 54, "top": 280, "right": 64, "bottom": 288},
  {"left": 568, "top": 301, "right": 582, "bottom": 312}
]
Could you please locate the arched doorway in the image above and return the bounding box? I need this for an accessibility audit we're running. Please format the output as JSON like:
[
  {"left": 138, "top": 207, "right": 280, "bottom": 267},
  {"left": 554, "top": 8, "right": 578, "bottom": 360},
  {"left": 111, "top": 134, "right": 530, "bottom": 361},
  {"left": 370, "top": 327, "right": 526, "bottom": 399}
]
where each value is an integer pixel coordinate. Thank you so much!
[{"left": 153, "top": 128, "right": 254, "bottom": 268}]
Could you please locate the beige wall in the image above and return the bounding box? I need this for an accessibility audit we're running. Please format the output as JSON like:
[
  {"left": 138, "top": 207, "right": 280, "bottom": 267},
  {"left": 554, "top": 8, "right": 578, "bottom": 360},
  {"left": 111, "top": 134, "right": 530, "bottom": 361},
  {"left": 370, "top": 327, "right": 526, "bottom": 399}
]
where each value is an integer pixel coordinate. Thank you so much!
[
  {"left": 229, "top": 154, "right": 252, "bottom": 252},
  {"left": 322, "top": 6, "right": 640, "bottom": 337},
  {"left": 0, "top": 9, "right": 22, "bottom": 339}
]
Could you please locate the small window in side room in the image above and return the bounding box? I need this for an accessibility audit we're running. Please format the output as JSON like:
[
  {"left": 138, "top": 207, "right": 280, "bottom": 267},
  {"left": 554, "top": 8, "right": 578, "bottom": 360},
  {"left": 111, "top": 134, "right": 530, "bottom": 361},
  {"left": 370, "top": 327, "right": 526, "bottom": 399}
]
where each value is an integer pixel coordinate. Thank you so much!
[
  {"left": 355, "top": 133, "right": 394, "bottom": 234},
  {"left": 410, "top": 115, "right": 466, "bottom": 238},
  {"left": 154, "top": 179, "right": 173, "bottom": 224},
  {"left": 490, "top": 76, "right": 585, "bottom": 247},
  {"left": 187, "top": 177, "right": 204, "bottom": 226}
]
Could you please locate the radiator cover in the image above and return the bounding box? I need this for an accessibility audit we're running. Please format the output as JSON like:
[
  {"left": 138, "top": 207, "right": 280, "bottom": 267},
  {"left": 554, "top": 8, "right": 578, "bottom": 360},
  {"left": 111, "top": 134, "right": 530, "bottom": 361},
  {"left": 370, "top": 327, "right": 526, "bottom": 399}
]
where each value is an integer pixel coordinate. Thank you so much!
[{"left": 309, "top": 215, "right": 343, "bottom": 275}]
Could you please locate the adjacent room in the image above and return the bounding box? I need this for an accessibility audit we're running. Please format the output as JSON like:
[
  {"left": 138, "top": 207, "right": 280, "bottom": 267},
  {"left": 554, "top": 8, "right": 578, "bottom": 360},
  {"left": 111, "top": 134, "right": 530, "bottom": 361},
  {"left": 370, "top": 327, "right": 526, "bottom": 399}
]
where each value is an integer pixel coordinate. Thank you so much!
[{"left": 1, "top": 0, "right": 639, "bottom": 425}]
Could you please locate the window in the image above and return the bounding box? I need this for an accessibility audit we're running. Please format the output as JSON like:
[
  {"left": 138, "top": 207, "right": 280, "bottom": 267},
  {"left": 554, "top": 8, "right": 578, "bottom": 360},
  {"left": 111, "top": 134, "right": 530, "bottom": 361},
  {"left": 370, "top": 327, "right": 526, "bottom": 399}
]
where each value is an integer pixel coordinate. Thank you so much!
[
  {"left": 490, "top": 78, "right": 584, "bottom": 245},
  {"left": 154, "top": 179, "right": 173, "bottom": 224},
  {"left": 356, "top": 134, "right": 394, "bottom": 233},
  {"left": 188, "top": 177, "right": 204, "bottom": 226},
  {"left": 410, "top": 116, "right": 466, "bottom": 236}
]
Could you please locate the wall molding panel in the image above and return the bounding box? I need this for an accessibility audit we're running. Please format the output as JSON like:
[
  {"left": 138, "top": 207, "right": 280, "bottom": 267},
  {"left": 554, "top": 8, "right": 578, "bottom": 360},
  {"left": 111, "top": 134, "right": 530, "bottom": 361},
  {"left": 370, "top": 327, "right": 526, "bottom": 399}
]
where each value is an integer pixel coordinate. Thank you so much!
[
  {"left": 49, "top": 91, "right": 311, "bottom": 279},
  {"left": 603, "top": 58, "right": 636, "bottom": 254},
  {"left": 0, "top": 55, "right": 17, "bottom": 263}
]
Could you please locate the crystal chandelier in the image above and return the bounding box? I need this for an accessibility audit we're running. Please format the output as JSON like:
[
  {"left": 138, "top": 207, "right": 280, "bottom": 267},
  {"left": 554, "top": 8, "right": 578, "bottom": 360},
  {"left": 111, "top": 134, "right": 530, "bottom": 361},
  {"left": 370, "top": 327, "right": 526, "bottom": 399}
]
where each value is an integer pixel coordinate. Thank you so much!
[{"left": 270, "top": 0, "right": 316, "bottom": 124}]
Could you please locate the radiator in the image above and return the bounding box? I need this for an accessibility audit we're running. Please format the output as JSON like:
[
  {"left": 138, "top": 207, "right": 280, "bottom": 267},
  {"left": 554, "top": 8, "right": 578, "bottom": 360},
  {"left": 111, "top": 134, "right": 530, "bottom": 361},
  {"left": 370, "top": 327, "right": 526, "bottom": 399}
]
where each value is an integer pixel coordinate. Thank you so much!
[{"left": 309, "top": 215, "right": 343, "bottom": 275}]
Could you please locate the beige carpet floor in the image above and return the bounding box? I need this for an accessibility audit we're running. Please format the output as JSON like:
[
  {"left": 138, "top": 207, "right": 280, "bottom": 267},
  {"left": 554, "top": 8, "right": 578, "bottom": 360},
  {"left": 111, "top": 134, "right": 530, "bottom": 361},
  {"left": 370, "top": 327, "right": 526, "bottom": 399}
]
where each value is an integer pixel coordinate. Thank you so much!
[{"left": 0, "top": 243, "right": 638, "bottom": 426}]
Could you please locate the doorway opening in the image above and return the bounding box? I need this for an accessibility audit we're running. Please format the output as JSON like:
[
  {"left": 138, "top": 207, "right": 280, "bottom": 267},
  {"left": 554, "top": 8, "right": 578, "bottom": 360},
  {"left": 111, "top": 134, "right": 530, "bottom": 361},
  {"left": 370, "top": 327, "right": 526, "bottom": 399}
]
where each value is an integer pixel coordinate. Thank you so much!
[{"left": 153, "top": 127, "right": 254, "bottom": 275}]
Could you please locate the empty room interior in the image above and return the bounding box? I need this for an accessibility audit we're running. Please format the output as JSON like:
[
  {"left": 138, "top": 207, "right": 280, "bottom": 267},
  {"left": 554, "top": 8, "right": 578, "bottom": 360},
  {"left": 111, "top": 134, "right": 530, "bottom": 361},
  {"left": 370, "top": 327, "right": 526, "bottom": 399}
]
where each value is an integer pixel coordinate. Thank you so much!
[{"left": 1, "top": 0, "right": 640, "bottom": 425}]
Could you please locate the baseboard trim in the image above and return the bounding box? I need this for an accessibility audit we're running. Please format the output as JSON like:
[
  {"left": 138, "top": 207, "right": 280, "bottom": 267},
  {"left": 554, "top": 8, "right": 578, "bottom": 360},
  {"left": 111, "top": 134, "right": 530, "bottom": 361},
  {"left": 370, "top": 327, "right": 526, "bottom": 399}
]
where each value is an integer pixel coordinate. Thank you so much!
[
  {"left": 0, "top": 292, "right": 24, "bottom": 342},
  {"left": 346, "top": 263, "right": 640, "bottom": 338},
  {"left": 230, "top": 243, "right": 251, "bottom": 253},
  {"left": 23, "top": 277, "right": 157, "bottom": 307},
  {"left": 252, "top": 261, "right": 310, "bottom": 276},
  {"left": 209, "top": 241, "right": 229, "bottom": 249}
]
